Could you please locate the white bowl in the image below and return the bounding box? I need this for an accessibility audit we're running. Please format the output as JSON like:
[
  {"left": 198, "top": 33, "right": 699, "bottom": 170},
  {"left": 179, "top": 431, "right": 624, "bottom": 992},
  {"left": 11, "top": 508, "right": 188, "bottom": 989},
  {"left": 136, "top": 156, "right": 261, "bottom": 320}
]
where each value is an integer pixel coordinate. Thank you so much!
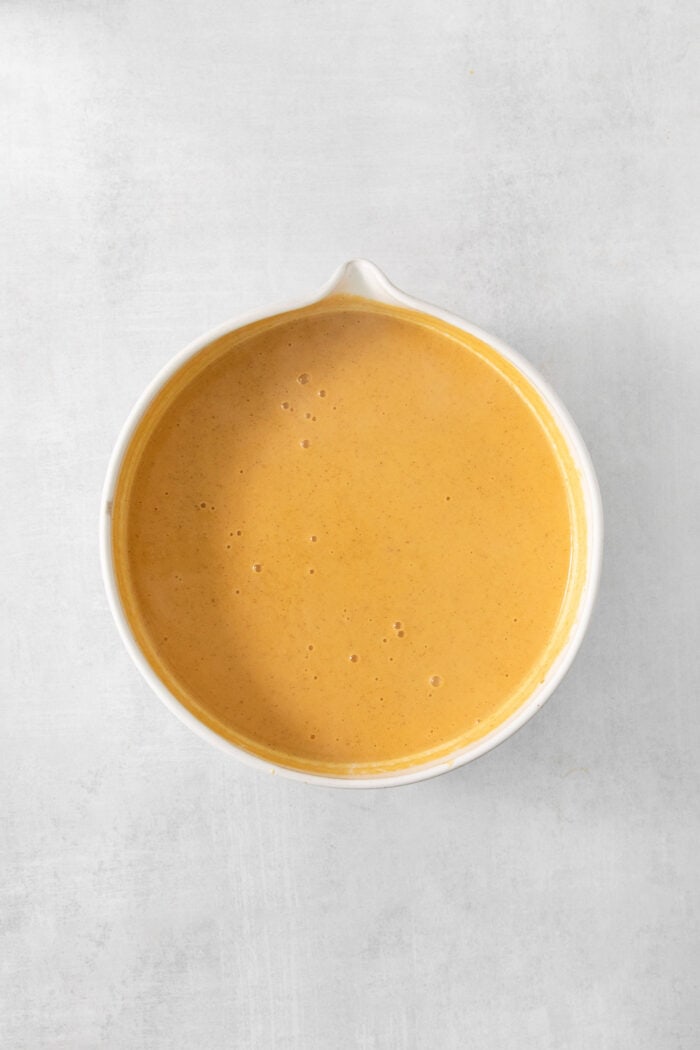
[{"left": 100, "top": 260, "right": 603, "bottom": 788}]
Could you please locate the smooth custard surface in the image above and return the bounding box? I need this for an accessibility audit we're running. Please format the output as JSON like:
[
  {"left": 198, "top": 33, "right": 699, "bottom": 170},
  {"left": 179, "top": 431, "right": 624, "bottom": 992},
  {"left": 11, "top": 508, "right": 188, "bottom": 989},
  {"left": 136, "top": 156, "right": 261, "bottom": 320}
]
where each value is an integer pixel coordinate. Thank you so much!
[{"left": 112, "top": 295, "right": 586, "bottom": 774}]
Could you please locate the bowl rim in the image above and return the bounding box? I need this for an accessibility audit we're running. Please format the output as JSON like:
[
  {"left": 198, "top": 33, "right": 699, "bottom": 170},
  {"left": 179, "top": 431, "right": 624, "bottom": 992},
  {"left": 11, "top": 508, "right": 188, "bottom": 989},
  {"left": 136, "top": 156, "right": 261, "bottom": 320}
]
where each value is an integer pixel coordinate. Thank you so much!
[{"left": 100, "top": 259, "right": 603, "bottom": 788}]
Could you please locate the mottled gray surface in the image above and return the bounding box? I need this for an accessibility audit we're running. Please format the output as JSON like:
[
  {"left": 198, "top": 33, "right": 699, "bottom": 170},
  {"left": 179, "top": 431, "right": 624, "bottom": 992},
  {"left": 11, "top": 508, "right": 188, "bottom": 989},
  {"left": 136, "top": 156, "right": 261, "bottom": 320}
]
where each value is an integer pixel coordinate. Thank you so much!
[{"left": 1, "top": 1, "right": 698, "bottom": 1047}]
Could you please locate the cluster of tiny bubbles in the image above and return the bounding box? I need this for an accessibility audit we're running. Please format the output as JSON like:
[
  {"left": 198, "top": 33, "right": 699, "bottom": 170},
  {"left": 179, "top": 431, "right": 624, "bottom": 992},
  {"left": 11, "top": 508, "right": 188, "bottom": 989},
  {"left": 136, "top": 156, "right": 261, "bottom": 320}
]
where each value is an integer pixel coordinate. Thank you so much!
[
  {"left": 300, "top": 439, "right": 310, "bottom": 449},
  {"left": 251, "top": 563, "right": 262, "bottom": 573},
  {"left": 429, "top": 675, "right": 442, "bottom": 688},
  {"left": 297, "top": 373, "right": 310, "bottom": 385},
  {"left": 393, "top": 621, "right": 405, "bottom": 638}
]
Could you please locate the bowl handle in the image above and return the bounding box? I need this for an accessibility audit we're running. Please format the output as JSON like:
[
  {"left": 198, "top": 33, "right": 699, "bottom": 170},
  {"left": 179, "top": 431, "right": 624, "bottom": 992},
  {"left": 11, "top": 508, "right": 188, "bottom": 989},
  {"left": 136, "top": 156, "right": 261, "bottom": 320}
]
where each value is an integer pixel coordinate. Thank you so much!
[{"left": 322, "top": 259, "right": 402, "bottom": 304}]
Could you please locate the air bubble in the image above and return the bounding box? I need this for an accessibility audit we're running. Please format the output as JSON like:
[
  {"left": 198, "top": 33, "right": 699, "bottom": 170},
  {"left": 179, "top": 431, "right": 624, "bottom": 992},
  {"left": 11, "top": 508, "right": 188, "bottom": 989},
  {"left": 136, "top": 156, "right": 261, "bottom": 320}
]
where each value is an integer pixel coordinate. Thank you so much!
[
  {"left": 305, "top": 412, "right": 312, "bottom": 419},
  {"left": 281, "top": 401, "right": 290, "bottom": 410},
  {"left": 429, "top": 675, "right": 442, "bottom": 688},
  {"left": 307, "top": 644, "right": 314, "bottom": 651},
  {"left": 252, "top": 563, "right": 262, "bottom": 573},
  {"left": 349, "top": 654, "right": 359, "bottom": 663},
  {"left": 318, "top": 389, "right": 326, "bottom": 397},
  {"left": 310, "top": 535, "right": 317, "bottom": 543},
  {"left": 397, "top": 630, "right": 405, "bottom": 638},
  {"left": 200, "top": 502, "right": 206, "bottom": 508},
  {"left": 297, "top": 373, "right": 310, "bottom": 385},
  {"left": 393, "top": 621, "right": 402, "bottom": 631},
  {"left": 308, "top": 568, "right": 315, "bottom": 574},
  {"left": 300, "top": 439, "right": 310, "bottom": 449}
]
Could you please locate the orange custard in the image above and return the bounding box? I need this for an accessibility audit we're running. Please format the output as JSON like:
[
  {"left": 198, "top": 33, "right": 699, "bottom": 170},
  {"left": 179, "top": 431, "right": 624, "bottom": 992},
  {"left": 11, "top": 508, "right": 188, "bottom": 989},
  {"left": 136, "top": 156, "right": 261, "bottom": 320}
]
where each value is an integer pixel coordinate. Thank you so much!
[{"left": 112, "top": 295, "right": 586, "bottom": 774}]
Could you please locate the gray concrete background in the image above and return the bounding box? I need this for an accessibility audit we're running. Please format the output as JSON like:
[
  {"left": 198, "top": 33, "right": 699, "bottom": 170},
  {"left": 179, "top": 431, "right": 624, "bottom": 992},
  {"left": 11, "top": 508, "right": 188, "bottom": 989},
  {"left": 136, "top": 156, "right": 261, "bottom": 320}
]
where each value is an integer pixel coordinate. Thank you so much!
[{"left": 2, "top": 1, "right": 698, "bottom": 1047}]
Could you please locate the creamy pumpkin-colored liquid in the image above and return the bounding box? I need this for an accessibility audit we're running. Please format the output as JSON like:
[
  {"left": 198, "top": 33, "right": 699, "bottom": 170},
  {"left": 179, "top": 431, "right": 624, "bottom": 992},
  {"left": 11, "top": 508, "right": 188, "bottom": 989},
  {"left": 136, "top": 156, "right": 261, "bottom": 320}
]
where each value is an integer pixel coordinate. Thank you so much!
[{"left": 112, "top": 295, "right": 586, "bottom": 775}]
